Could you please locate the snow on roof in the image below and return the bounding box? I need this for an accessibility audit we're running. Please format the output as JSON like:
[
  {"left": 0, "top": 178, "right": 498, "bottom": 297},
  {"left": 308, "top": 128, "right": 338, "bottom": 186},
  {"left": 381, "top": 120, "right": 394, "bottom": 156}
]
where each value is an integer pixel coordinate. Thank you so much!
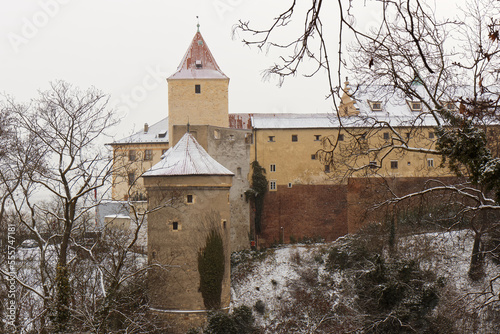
[
  {"left": 251, "top": 112, "right": 440, "bottom": 129},
  {"left": 168, "top": 31, "right": 228, "bottom": 80},
  {"left": 112, "top": 117, "right": 169, "bottom": 144},
  {"left": 143, "top": 132, "right": 234, "bottom": 177}
]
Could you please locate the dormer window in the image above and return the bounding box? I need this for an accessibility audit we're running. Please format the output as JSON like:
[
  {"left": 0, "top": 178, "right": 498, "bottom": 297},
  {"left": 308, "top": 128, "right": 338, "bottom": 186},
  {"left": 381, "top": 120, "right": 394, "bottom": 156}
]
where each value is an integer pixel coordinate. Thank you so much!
[
  {"left": 369, "top": 101, "right": 383, "bottom": 111},
  {"left": 441, "top": 101, "right": 456, "bottom": 111},
  {"left": 158, "top": 130, "right": 167, "bottom": 138},
  {"left": 409, "top": 101, "right": 422, "bottom": 111},
  {"left": 195, "top": 60, "right": 202, "bottom": 68}
]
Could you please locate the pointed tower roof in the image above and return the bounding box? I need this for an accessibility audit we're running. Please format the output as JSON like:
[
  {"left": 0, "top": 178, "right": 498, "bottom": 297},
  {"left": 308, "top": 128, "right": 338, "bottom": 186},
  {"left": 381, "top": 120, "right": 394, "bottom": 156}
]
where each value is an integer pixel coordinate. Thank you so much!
[
  {"left": 143, "top": 132, "right": 234, "bottom": 177},
  {"left": 168, "top": 31, "right": 228, "bottom": 80}
]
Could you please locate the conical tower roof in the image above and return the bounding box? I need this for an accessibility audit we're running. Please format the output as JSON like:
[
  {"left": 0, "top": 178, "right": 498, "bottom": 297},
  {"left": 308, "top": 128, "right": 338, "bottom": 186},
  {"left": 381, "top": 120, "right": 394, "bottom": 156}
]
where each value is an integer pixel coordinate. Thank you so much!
[
  {"left": 168, "top": 31, "right": 228, "bottom": 80},
  {"left": 143, "top": 132, "right": 233, "bottom": 177}
]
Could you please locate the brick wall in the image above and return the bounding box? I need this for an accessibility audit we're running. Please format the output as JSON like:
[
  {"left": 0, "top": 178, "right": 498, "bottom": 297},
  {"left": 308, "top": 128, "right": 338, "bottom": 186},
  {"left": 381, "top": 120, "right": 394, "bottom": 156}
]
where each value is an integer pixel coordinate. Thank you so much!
[
  {"left": 258, "top": 177, "right": 463, "bottom": 246},
  {"left": 258, "top": 184, "right": 348, "bottom": 246}
]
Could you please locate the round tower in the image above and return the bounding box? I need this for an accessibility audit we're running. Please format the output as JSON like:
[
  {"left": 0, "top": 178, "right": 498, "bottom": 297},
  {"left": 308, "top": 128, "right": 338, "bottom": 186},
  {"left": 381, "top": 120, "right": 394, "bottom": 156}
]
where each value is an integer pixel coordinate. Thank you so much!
[
  {"left": 167, "top": 29, "right": 229, "bottom": 146},
  {"left": 143, "top": 132, "right": 233, "bottom": 333}
]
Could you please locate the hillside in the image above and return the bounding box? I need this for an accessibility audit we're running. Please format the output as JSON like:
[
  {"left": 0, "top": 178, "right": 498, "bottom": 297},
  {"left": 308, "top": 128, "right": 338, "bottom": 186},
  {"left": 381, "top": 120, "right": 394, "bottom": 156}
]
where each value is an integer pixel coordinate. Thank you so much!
[{"left": 230, "top": 228, "right": 500, "bottom": 333}]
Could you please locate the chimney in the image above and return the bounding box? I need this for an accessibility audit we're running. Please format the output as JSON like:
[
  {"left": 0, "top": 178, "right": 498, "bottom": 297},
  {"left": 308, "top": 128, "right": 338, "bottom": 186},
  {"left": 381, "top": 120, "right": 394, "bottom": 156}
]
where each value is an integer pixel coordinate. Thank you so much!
[{"left": 144, "top": 123, "right": 149, "bottom": 133}]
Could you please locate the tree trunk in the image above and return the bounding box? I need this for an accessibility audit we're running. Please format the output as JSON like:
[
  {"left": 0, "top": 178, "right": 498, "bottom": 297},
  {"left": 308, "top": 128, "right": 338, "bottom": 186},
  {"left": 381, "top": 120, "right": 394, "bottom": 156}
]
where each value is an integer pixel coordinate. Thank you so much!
[{"left": 468, "top": 231, "right": 484, "bottom": 280}]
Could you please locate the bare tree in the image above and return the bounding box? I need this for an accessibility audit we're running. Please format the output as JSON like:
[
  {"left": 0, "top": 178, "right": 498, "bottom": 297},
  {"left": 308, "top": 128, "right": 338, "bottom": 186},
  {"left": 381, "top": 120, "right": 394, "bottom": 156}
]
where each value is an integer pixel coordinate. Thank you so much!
[{"left": 234, "top": 0, "right": 500, "bottom": 315}]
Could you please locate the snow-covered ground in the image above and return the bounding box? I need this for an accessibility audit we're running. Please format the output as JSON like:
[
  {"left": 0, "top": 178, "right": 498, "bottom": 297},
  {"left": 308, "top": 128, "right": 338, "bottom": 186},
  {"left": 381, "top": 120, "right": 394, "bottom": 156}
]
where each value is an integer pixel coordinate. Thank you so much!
[{"left": 231, "top": 230, "right": 500, "bottom": 333}]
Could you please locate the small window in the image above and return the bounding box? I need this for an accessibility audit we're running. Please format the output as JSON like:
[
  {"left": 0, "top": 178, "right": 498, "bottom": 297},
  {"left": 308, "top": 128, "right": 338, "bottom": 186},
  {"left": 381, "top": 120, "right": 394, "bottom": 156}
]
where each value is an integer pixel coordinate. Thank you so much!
[
  {"left": 187, "top": 194, "right": 194, "bottom": 203},
  {"left": 428, "top": 132, "right": 435, "bottom": 139},
  {"left": 195, "top": 60, "right": 202, "bottom": 68},
  {"left": 291, "top": 135, "right": 298, "bottom": 142},
  {"left": 324, "top": 165, "right": 330, "bottom": 173},
  {"left": 144, "top": 150, "right": 153, "bottom": 161},
  {"left": 172, "top": 222, "right": 178, "bottom": 230},
  {"left": 338, "top": 134, "right": 344, "bottom": 141},
  {"left": 410, "top": 101, "right": 422, "bottom": 111},
  {"left": 405, "top": 132, "right": 411, "bottom": 139},
  {"left": 270, "top": 181, "right": 277, "bottom": 191},
  {"left": 390, "top": 161, "right": 398, "bottom": 169},
  {"left": 222, "top": 220, "right": 227, "bottom": 229},
  {"left": 427, "top": 158, "right": 434, "bottom": 167},
  {"left": 311, "top": 154, "right": 317, "bottom": 160},
  {"left": 129, "top": 150, "right": 136, "bottom": 161},
  {"left": 237, "top": 167, "right": 242, "bottom": 179},
  {"left": 383, "top": 132, "right": 389, "bottom": 140},
  {"left": 270, "top": 164, "right": 276, "bottom": 172},
  {"left": 369, "top": 161, "right": 377, "bottom": 168},
  {"left": 229, "top": 134, "right": 235, "bottom": 141},
  {"left": 128, "top": 172, "right": 135, "bottom": 186},
  {"left": 369, "top": 101, "right": 383, "bottom": 111},
  {"left": 360, "top": 133, "right": 366, "bottom": 140},
  {"left": 245, "top": 133, "right": 253, "bottom": 144},
  {"left": 195, "top": 84, "right": 201, "bottom": 94},
  {"left": 214, "top": 129, "right": 221, "bottom": 139},
  {"left": 288, "top": 183, "right": 292, "bottom": 188},
  {"left": 407, "top": 161, "right": 411, "bottom": 166},
  {"left": 314, "top": 135, "right": 321, "bottom": 141},
  {"left": 268, "top": 136, "right": 275, "bottom": 142},
  {"left": 158, "top": 130, "right": 167, "bottom": 138}
]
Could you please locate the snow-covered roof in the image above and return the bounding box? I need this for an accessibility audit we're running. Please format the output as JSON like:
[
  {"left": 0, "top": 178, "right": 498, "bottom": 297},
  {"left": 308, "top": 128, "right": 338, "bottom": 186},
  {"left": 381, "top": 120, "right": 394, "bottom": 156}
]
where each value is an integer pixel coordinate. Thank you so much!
[
  {"left": 168, "top": 31, "right": 228, "bottom": 80},
  {"left": 143, "top": 132, "right": 234, "bottom": 177},
  {"left": 251, "top": 113, "right": 440, "bottom": 129},
  {"left": 112, "top": 117, "right": 169, "bottom": 144}
]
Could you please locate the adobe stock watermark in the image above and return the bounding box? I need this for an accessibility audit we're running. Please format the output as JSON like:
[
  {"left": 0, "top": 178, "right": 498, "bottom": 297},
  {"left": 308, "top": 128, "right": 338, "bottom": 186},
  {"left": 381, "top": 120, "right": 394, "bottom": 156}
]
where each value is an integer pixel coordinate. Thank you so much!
[
  {"left": 212, "top": 0, "right": 246, "bottom": 20},
  {"left": 7, "top": 0, "right": 72, "bottom": 54},
  {"left": 112, "top": 65, "right": 169, "bottom": 115},
  {"left": 5, "top": 224, "right": 17, "bottom": 330}
]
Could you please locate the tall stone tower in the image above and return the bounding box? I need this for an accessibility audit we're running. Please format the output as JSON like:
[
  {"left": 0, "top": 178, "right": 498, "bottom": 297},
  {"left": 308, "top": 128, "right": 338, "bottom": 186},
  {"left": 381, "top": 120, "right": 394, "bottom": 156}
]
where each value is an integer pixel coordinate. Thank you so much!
[
  {"left": 143, "top": 132, "right": 233, "bottom": 333},
  {"left": 167, "top": 28, "right": 229, "bottom": 146}
]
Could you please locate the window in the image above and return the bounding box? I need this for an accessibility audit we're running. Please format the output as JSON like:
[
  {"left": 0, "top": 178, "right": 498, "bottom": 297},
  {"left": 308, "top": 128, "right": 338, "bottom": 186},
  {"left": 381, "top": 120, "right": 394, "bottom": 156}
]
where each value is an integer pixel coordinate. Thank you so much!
[
  {"left": 195, "top": 60, "right": 202, "bottom": 68},
  {"left": 245, "top": 133, "right": 253, "bottom": 144},
  {"left": 144, "top": 150, "right": 153, "bottom": 161},
  {"left": 360, "top": 133, "right": 366, "bottom": 140},
  {"left": 369, "top": 101, "right": 383, "bottom": 111},
  {"left": 410, "top": 101, "right": 422, "bottom": 111},
  {"left": 405, "top": 132, "right": 411, "bottom": 139},
  {"left": 158, "top": 130, "right": 167, "bottom": 138},
  {"left": 369, "top": 161, "right": 377, "bottom": 168},
  {"left": 222, "top": 220, "right": 227, "bottom": 229},
  {"left": 129, "top": 150, "right": 136, "bottom": 161},
  {"left": 172, "top": 222, "right": 178, "bottom": 231},
  {"left": 268, "top": 136, "right": 275, "bottom": 142},
  {"left": 128, "top": 172, "right": 135, "bottom": 186},
  {"left": 270, "top": 180, "right": 277, "bottom": 191},
  {"left": 270, "top": 164, "right": 276, "bottom": 172},
  {"left": 214, "top": 129, "right": 221, "bottom": 139},
  {"left": 229, "top": 134, "right": 235, "bottom": 141},
  {"left": 311, "top": 154, "right": 317, "bottom": 160},
  {"left": 237, "top": 167, "right": 242, "bottom": 179},
  {"left": 291, "top": 134, "right": 298, "bottom": 142},
  {"left": 288, "top": 183, "right": 293, "bottom": 188},
  {"left": 187, "top": 194, "right": 194, "bottom": 203},
  {"left": 390, "top": 161, "right": 398, "bottom": 169},
  {"left": 338, "top": 134, "right": 344, "bottom": 141},
  {"left": 428, "top": 132, "right": 435, "bottom": 139},
  {"left": 427, "top": 158, "right": 434, "bottom": 167},
  {"left": 195, "top": 84, "right": 201, "bottom": 94},
  {"left": 383, "top": 132, "right": 390, "bottom": 140},
  {"left": 314, "top": 135, "right": 321, "bottom": 141},
  {"left": 442, "top": 101, "right": 456, "bottom": 110},
  {"left": 324, "top": 165, "right": 330, "bottom": 173}
]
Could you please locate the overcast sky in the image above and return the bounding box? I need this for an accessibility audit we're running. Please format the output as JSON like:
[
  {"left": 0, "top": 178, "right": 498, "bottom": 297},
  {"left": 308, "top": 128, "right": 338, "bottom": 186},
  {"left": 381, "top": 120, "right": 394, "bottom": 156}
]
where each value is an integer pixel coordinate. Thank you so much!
[
  {"left": 1, "top": 0, "right": 463, "bottom": 140},
  {"left": 1, "top": 0, "right": 343, "bottom": 140}
]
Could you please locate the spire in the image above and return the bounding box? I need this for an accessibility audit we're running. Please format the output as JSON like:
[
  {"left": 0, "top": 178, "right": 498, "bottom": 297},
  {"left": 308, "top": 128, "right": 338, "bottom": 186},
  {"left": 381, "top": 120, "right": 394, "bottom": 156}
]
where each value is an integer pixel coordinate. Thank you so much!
[
  {"left": 196, "top": 16, "right": 200, "bottom": 32},
  {"left": 168, "top": 30, "right": 228, "bottom": 80}
]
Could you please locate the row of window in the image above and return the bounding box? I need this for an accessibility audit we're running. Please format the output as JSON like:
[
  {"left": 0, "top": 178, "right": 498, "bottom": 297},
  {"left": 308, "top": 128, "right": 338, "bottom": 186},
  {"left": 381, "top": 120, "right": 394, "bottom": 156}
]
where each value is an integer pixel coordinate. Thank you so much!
[
  {"left": 167, "top": 219, "right": 227, "bottom": 232},
  {"left": 267, "top": 131, "right": 435, "bottom": 143},
  {"left": 128, "top": 149, "right": 168, "bottom": 162},
  {"left": 368, "top": 100, "right": 456, "bottom": 112}
]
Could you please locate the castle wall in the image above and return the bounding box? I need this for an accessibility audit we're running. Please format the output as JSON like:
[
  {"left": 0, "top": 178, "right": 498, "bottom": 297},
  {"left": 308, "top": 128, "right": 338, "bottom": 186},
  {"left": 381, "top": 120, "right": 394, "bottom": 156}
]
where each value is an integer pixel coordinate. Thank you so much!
[{"left": 258, "top": 176, "right": 461, "bottom": 247}]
